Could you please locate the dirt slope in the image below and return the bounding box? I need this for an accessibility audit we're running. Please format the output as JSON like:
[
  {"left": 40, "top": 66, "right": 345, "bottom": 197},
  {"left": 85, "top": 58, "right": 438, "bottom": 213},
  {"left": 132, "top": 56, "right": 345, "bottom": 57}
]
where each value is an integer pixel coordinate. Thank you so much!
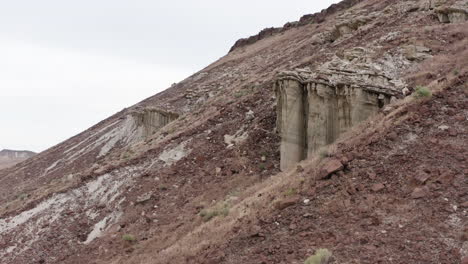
[{"left": 0, "top": 0, "right": 467, "bottom": 263}]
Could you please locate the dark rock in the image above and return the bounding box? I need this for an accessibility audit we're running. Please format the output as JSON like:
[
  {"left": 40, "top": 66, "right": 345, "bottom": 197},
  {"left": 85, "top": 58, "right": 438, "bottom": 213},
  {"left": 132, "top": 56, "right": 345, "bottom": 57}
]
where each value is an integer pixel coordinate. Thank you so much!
[{"left": 318, "top": 159, "right": 344, "bottom": 179}]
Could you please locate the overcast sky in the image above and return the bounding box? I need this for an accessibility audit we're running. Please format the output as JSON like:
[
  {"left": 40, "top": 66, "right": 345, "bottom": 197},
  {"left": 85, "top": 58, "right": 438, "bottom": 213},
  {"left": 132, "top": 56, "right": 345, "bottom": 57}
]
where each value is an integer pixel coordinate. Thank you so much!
[{"left": 0, "top": 0, "right": 340, "bottom": 153}]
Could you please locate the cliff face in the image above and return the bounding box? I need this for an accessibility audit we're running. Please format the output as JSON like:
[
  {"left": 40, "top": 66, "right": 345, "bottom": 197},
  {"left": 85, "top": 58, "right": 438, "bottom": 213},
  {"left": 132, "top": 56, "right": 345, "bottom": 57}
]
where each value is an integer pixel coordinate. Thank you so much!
[
  {"left": 276, "top": 50, "right": 402, "bottom": 170},
  {"left": 0, "top": 149, "right": 35, "bottom": 170},
  {"left": 0, "top": 0, "right": 467, "bottom": 263}
]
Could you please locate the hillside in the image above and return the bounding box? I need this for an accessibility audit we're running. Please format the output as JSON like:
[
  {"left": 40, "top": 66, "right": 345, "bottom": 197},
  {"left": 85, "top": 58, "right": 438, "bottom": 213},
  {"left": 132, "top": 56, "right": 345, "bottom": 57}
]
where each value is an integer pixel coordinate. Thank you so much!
[
  {"left": 0, "top": 149, "right": 36, "bottom": 170},
  {"left": 0, "top": 0, "right": 467, "bottom": 263}
]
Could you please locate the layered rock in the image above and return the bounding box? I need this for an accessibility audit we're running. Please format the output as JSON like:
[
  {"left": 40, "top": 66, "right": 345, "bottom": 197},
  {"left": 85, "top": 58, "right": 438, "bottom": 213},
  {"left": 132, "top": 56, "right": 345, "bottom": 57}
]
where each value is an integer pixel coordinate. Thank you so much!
[
  {"left": 435, "top": 1, "right": 468, "bottom": 23},
  {"left": 276, "top": 53, "right": 403, "bottom": 171},
  {"left": 130, "top": 108, "right": 179, "bottom": 139}
]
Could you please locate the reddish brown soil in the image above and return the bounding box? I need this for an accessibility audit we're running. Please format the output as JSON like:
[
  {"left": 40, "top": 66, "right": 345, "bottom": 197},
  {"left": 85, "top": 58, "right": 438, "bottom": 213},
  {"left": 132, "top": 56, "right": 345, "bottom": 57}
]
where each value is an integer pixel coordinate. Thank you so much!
[{"left": 195, "top": 79, "right": 468, "bottom": 264}]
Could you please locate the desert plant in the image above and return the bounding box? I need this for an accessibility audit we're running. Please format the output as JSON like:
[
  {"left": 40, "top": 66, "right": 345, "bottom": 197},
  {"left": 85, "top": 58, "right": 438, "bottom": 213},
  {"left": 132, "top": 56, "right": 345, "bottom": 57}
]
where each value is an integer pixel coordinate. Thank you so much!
[
  {"left": 17, "top": 193, "right": 29, "bottom": 200},
  {"left": 122, "top": 234, "right": 136, "bottom": 242},
  {"left": 304, "top": 248, "right": 332, "bottom": 264},
  {"left": 284, "top": 188, "right": 297, "bottom": 196},
  {"left": 413, "top": 86, "right": 432, "bottom": 98},
  {"left": 199, "top": 202, "right": 230, "bottom": 222},
  {"left": 259, "top": 163, "right": 266, "bottom": 170}
]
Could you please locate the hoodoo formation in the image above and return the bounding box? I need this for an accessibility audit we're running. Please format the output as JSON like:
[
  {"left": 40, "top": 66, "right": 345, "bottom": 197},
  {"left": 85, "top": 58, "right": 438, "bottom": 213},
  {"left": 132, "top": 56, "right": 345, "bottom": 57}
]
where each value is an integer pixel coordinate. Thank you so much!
[
  {"left": 276, "top": 51, "right": 402, "bottom": 170},
  {"left": 0, "top": 0, "right": 467, "bottom": 263}
]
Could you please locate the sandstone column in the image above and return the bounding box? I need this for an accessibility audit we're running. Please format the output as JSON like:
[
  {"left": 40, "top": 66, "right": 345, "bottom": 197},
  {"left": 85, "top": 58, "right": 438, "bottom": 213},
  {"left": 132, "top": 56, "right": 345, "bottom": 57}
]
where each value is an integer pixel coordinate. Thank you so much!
[{"left": 276, "top": 79, "right": 306, "bottom": 171}]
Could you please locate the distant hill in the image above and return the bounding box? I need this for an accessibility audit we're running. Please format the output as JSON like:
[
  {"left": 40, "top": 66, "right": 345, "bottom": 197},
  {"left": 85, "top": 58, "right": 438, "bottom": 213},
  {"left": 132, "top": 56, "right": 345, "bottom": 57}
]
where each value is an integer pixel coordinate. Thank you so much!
[{"left": 0, "top": 149, "right": 36, "bottom": 170}]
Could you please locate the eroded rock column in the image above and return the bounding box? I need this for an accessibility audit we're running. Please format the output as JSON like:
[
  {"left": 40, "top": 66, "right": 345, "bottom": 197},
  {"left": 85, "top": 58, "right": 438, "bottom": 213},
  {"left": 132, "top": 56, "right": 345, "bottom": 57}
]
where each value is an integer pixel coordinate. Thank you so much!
[
  {"left": 305, "top": 83, "right": 354, "bottom": 157},
  {"left": 276, "top": 79, "right": 306, "bottom": 171}
]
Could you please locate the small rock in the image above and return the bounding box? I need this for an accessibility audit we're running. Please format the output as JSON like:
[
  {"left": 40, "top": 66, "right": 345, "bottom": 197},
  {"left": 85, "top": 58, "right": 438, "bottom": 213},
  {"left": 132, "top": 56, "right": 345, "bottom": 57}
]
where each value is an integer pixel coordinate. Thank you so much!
[
  {"left": 215, "top": 167, "right": 222, "bottom": 174},
  {"left": 382, "top": 106, "right": 393, "bottom": 114},
  {"left": 411, "top": 187, "right": 427, "bottom": 199},
  {"left": 261, "top": 156, "right": 266, "bottom": 161},
  {"left": 245, "top": 110, "right": 255, "bottom": 121},
  {"left": 371, "top": 183, "right": 385, "bottom": 192},
  {"left": 136, "top": 192, "right": 153, "bottom": 204},
  {"left": 402, "top": 87, "right": 410, "bottom": 96},
  {"left": 275, "top": 197, "right": 300, "bottom": 210},
  {"left": 318, "top": 158, "right": 343, "bottom": 180},
  {"left": 438, "top": 125, "right": 449, "bottom": 131},
  {"left": 414, "top": 172, "right": 431, "bottom": 184},
  {"left": 367, "top": 171, "right": 377, "bottom": 180},
  {"left": 303, "top": 199, "right": 311, "bottom": 205}
]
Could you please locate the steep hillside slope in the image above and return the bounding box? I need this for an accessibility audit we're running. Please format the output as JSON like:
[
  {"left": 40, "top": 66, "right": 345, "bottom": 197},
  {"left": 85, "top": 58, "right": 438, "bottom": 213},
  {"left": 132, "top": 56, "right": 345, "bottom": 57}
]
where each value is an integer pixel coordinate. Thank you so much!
[
  {"left": 0, "top": 149, "right": 35, "bottom": 170},
  {"left": 0, "top": 0, "right": 467, "bottom": 263}
]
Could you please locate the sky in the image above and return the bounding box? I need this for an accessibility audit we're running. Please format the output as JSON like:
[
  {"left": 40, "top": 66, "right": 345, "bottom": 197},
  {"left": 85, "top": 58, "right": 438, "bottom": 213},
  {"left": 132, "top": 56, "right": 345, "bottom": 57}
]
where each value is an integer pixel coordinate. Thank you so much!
[{"left": 0, "top": 0, "right": 340, "bottom": 153}]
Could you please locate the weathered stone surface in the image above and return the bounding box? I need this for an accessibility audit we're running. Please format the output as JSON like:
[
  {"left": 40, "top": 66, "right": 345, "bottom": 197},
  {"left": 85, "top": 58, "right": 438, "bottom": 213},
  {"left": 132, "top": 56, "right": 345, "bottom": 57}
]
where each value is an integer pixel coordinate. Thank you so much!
[
  {"left": 403, "top": 45, "right": 432, "bottom": 61},
  {"left": 275, "top": 197, "right": 300, "bottom": 210},
  {"left": 435, "top": 1, "right": 468, "bottom": 23},
  {"left": 276, "top": 52, "right": 405, "bottom": 170},
  {"left": 130, "top": 107, "right": 179, "bottom": 138},
  {"left": 411, "top": 187, "right": 428, "bottom": 199},
  {"left": 276, "top": 78, "right": 306, "bottom": 171},
  {"left": 371, "top": 183, "right": 385, "bottom": 192}
]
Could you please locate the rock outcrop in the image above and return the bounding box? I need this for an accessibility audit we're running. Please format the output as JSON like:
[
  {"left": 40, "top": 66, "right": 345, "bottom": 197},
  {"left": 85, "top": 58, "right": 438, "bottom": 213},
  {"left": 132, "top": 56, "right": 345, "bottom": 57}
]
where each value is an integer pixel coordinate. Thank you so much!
[
  {"left": 276, "top": 51, "right": 404, "bottom": 171},
  {"left": 0, "top": 149, "right": 35, "bottom": 170},
  {"left": 130, "top": 107, "right": 179, "bottom": 139},
  {"left": 435, "top": 1, "right": 468, "bottom": 23}
]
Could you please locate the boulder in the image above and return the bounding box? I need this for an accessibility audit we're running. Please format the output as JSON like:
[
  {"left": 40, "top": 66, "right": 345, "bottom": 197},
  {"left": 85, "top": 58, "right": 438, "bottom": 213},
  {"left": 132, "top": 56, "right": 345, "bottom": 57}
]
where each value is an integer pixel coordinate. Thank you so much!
[{"left": 318, "top": 159, "right": 344, "bottom": 179}]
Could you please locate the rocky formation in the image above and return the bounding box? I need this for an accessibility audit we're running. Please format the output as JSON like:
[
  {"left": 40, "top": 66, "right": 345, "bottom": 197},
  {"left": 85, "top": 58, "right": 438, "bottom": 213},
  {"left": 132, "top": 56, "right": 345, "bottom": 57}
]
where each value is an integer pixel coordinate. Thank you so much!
[
  {"left": 0, "top": 149, "right": 35, "bottom": 170},
  {"left": 0, "top": 0, "right": 467, "bottom": 263},
  {"left": 130, "top": 107, "right": 179, "bottom": 139},
  {"left": 435, "top": 0, "right": 468, "bottom": 23},
  {"left": 276, "top": 50, "right": 404, "bottom": 170}
]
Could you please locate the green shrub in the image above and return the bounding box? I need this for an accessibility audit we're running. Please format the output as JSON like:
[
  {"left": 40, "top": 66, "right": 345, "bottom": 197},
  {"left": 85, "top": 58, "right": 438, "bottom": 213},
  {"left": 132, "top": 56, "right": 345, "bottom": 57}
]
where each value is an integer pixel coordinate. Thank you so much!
[
  {"left": 414, "top": 86, "right": 432, "bottom": 98},
  {"left": 304, "top": 249, "right": 332, "bottom": 264},
  {"left": 122, "top": 234, "right": 136, "bottom": 242},
  {"left": 199, "top": 202, "right": 230, "bottom": 222}
]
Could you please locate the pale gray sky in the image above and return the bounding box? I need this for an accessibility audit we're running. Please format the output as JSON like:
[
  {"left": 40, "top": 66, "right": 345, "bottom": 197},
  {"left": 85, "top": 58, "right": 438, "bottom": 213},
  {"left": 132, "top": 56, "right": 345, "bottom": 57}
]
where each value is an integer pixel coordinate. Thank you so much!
[{"left": 0, "top": 0, "right": 340, "bottom": 152}]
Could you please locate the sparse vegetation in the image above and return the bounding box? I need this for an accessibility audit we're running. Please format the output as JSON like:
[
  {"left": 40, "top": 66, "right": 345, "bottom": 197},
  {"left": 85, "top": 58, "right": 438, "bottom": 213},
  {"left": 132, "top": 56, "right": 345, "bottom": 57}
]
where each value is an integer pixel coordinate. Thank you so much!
[
  {"left": 284, "top": 188, "right": 297, "bottom": 196},
  {"left": 121, "top": 150, "right": 133, "bottom": 160},
  {"left": 259, "top": 163, "right": 266, "bottom": 170},
  {"left": 122, "top": 234, "right": 136, "bottom": 242},
  {"left": 453, "top": 69, "right": 459, "bottom": 75},
  {"left": 199, "top": 202, "right": 230, "bottom": 222},
  {"left": 17, "top": 193, "right": 29, "bottom": 201},
  {"left": 304, "top": 249, "right": 332, "bottom": 264},
  {"left": 413, "top": 86, "right": 432, "bottom": 98}
]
